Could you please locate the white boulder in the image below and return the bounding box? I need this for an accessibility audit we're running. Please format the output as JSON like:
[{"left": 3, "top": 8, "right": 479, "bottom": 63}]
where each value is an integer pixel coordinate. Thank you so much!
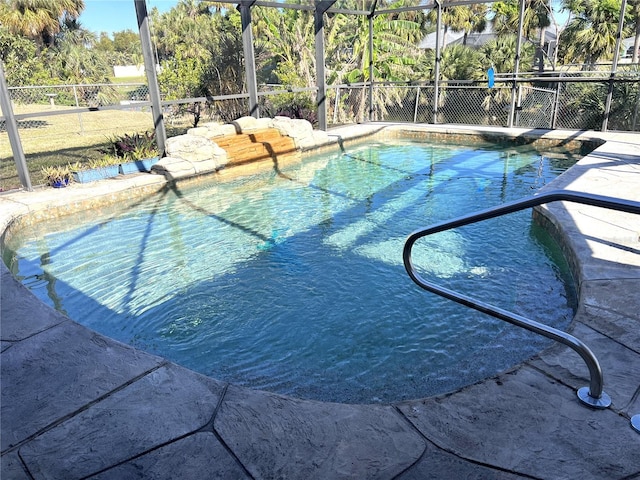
[
  {"left": 231, "top": 116, "right": 259, "bottom": 133},
  {"left": 151, "top": 156, "right": 196, "bottom": 180},
  {"left": 272, "top": 116, "right": 315, "bottom": 148},
  {"left": 166, "top": 134, "right": 227, "bottom": 166},
  {"left": 207, "top": 123, "right": 237, "bottom": 138}
]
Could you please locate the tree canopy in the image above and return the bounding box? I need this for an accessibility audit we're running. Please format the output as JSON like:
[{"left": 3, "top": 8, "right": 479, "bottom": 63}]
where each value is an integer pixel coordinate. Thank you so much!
[
  {"left": 0, "top": 0, "right": 636, "bottom": 90},
  {"left": 0, "top": 0, "right": 84, "bottom": 47}
]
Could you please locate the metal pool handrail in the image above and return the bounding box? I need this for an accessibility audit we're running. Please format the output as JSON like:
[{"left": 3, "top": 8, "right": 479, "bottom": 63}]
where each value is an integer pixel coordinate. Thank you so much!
[{"left": 403, "top": 190, "right": 640, "bottom": 409}]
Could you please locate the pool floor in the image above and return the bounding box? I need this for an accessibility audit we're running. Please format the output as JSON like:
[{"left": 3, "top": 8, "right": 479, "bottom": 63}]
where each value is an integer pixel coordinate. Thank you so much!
[{"left": 5, "top": 138, "right": 579, "bottom": 403}]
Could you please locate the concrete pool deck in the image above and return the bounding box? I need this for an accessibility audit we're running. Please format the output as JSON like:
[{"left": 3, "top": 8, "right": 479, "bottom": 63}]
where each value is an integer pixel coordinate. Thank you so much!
[{"left": 1, "top": 124, "right": 639, "bottom": 479}]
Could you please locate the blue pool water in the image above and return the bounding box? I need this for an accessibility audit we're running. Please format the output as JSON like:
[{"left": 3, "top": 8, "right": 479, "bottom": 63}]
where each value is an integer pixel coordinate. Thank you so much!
[{"left": 4, "top": 139, "right": 579, "bottom": 403}]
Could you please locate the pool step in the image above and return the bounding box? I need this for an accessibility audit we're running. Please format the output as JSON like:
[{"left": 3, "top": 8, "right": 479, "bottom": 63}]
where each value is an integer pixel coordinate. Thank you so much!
[{"left": 214, "top": 128, "right": 300, "bottom": 167}]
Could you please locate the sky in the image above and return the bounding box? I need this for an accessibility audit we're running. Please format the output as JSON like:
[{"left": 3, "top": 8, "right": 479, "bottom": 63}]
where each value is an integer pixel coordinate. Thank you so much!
[
  {"left": 79, "top": 0, "right": 179, "bottom": 36},
  {"left": 79, "top": 0, "right": 571, "bottom": 37}
]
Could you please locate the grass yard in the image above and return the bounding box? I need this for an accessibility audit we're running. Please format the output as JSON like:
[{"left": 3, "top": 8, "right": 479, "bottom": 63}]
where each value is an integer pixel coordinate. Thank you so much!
[{"left": 1, "top": 104, "right": 190, "bottom": 191}]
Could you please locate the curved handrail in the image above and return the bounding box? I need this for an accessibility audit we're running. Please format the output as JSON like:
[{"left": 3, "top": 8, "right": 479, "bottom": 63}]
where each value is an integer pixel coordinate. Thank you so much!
[{"left": 403, "top": 190, "right": 640, "bottom": 409}]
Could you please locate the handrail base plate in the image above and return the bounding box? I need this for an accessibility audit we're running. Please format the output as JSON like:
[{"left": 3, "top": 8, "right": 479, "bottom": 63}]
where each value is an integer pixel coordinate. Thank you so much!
[
  {"left": 631, "top": 414, "right": 640, "bottom": 433},
  {"left": 577, "top": 387, "right": 611, "bottom": 409}
]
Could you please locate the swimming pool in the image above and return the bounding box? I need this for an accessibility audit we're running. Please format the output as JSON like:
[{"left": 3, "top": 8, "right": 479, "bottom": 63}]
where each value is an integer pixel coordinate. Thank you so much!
[{"left": 4, "top": 138, "right": 579, "bottom": 404}]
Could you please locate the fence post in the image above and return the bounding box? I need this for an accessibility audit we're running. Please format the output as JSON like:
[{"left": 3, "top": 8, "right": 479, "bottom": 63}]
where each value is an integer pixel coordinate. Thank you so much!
[
  {"left": 135, "top": 0, "right": 167, "bottom": 156},
  {"left": 552, "top": 81, "right": 561, "bottom": 129},
  {"left": 333, "top": 86, "right": 340, "bottom": 125},
  {"left": 315, "top": 1, "right": 334, "bottom": 130},
  {"left": 433, "top": 0, "right": 442, "bottom": 124},
  {"left": 508, "top": 0, "right": 526, "bottom": 128},
  {"left": 515, "top": 85, "right": 522, "bottom": 127},
  {"left": 413, "top": 86, "right": 420, "bottom": 123},
  {"left": 633, "top": 84, "right": 640, "bottom": 131},
  {"left": 602, "top": 0, "right": 626, "bottom": 131},
  {"left": 0, "top": 62, "right": 32, "bottom": 191},
  {"left": 73, "top": 85, "right": 84, "bottom": 135}
]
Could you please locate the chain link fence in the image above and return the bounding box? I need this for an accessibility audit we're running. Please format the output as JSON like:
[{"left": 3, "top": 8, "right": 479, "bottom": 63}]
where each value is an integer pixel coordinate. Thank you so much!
[
  {"left": 438, "top": 85, "right": 511, "bottom": 126},
  {"left": 258, "top": 90, "right": 317, "bottom": 124},
  {"left": 8, "top": 83, "right": 150, "bottom": 107},
  {"left": 327, "top": 85, "right": 369, "bottom": 126},
  {"left": 415, "top": 87, "right": 435, "bottom": 123},
  {"left": 326, "top": 80, "right": 639, "bottom": 132},
  {"left": 553, "top": 81, "right": 607, "bottom": 130},
  {"left": 371, "top": 85, "right": 422, "bottom": 123},
  {"left": 165, "top": 97, "right": 250, "bottom": 127},
  {"left": 0, "top": 83, "right": 257, "bottom": 190},
  {"left": 0, "top": 83, "right": 153, "bottom": 138},
  {"left": 518, "top": 86, "right": 555, "bottom": 129},
  {"left": 609, "top": 80, "right": 640, "bottom": 131},
  {"left": 327, "top": 84, "right": 511, "bottom": 126},
  {"left": 553, "top": 80, "right": 640, "bottom": 131},
  {"left": 2, "top": 75, "right": 639, "bottom": 191}
]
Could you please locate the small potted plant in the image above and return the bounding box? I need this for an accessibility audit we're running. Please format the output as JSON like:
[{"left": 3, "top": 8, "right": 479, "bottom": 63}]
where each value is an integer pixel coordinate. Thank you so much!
[
  {"left": 71, "top": 156, "right": 121, "bottom": 183},
  {"left": 105, "top": 131, "right": 160, "bottom": 175},
  {"left": 41, "top": 164, "right": 72, "bottom": 188}
]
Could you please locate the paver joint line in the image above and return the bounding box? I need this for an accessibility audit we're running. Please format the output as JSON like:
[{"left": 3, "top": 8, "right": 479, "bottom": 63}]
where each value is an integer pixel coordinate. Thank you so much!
[
  {"left": 78, "top": 430, "right": 212, "bottom": 480},
  {"left": 394, "top": 401, "right": 544, "bottom": 480},
  {"left": 1, "top": 361, "right": 169, "bottom": 456},
  {"left": 15, "top": 451, "right": 35, "bottom": 480},
  {"left": 624, "top": 387, "right": 640, "bottom": 413},
  {"left": 588, "top": 326, "right": 640, "bottom": 356},
  {"left": 207, "top": 384, "right": 258, "bottom": 480},
  {"left": 0, "top": 319, "right": 69, "bottom": 346},
  {"left": 390, "top": 406, "right": 441, "bottom": 478},
  {"left": 395, "top": 378, "right": 554, "bottom": 480},
  {"left": 199, "top": 382, "right": 231, "bottom": 434},
  {"left": 196, "top": 382, "right": 259, "bottom": 478}
]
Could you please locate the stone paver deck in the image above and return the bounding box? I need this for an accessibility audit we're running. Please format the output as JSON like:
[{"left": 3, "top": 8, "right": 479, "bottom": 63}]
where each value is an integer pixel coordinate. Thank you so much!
[{"left": 1, "top": 124, "right": 639, "bottom": 479}]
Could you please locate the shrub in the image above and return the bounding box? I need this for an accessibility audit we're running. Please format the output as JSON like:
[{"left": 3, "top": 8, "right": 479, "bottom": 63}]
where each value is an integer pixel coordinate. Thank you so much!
[{"left": 103, "top": 131, "right": 158, "bottom": 161}]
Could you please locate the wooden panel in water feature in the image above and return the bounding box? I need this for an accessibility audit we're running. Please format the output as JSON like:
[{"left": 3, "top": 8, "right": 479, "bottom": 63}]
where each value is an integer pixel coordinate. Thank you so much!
[{"left": 215, "top": 128, "right": 300, "bottom": 168}]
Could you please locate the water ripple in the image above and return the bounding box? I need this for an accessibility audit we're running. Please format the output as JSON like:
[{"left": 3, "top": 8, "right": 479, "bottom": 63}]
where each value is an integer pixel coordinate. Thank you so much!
[{"left": 7, "top": 140, "right": 578, "bottom": 404}]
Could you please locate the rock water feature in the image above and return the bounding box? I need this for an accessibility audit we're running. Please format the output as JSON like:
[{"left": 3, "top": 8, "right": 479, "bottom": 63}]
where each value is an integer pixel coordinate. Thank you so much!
[{"left": 152, "top": 116, "right": 332, "bottom": 181}]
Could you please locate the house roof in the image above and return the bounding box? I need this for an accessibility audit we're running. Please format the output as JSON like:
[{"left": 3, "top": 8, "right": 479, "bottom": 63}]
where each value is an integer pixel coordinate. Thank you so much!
[{"left": 419, "top": 25, "right": 558, "bottom": 50}]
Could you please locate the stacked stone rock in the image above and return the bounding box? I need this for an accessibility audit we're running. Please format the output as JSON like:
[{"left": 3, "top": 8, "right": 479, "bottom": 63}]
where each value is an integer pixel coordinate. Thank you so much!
[{"left": 152, "top": 116, "right": 331, "bottom": 181}]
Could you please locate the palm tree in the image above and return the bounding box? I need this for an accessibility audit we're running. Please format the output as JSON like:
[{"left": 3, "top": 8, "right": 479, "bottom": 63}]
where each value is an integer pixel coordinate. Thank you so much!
[
  {"left": 253, "top": 4, "right": 316, "bottom": 89},
  {"left": 150, "top": 2, "right": 245, "bottom": 120},
  {"left": 492, "top": 0, "right": 551, "bottom": 41},
  {"left": 479, "top": 35, "right": 535, "bottom": 112},
  {"left": 46, "top": 20, "right": 110, "bottom": 84},
  {"left": 433, "top": 44, "right": 483, "bottom": 81},
  {"left": 325, "top": 0, "right": 428, "bottom": 121},
  {"left": 427, "top": 4, "right": 487, "bottom": 48},
  {"left": 150, "top": 0, "right": 218, "bottom": 62},
  {"left": 457, "top": 5, "right": 489, "bottom": 46},
  {"left": 480, "top": 34, "right": 535, "bottom": 74},
  {"left": 492, "top": 0, "right": 554, "bottom": 71},
  {"left": 0, "top": 0, "right": 84, "bottom": 47},
  {"left": 559, "top": 0, "right": 631, "bottom": 66},
  {"left": 251, "top": 0, "right": 428, "bottom": 121},
  {"left": 332, "top": 0, "right": 427, "bottom": 83}
]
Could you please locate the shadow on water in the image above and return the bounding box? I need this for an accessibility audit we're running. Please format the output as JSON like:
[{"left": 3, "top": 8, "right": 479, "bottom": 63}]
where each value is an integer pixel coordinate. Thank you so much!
[
  {"left": 5, "top": 139, "right": 576, "bottom": 314},
  {"left": 478, "top": 128, "right": 603, "bottom": 154},
  {"left": 4, "top": 136, "right": 614, "bottom": 402}
]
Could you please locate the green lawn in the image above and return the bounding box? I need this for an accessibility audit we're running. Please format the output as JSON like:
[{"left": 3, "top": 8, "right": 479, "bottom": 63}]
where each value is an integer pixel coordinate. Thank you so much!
[{"left": 1, "top": 104, "right": 190, "bottom": 191}]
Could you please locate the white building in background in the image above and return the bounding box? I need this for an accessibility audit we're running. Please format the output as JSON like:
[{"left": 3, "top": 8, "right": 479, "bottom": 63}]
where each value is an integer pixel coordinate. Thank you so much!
[
  {"left": 419, "top": 23, "right": 560, "bottom": 72},
  {"left": 113, "top": 65, "right": 161, "bottom": 78}
]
